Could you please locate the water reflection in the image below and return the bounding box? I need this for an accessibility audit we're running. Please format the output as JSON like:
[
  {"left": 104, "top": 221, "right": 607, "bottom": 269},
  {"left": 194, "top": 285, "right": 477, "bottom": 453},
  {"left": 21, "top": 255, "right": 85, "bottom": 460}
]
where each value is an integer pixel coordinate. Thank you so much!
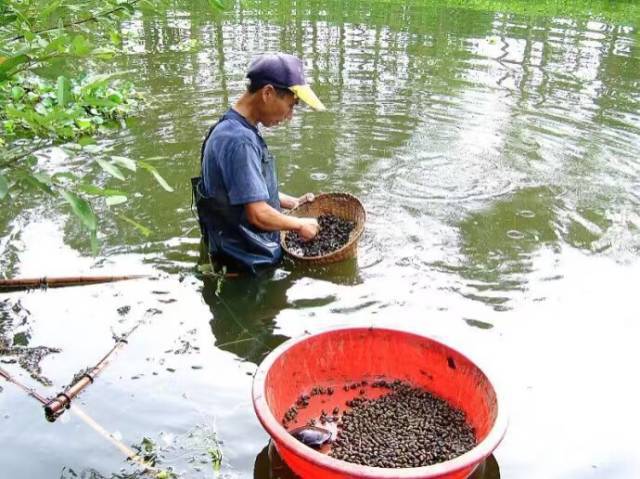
[
  {"left": 202, "top": 272, "right": 292, "bottom": 364},
  {"left": 253, "top": 441, "right": 501, "bottom": 479},
  {"left": 2, "top": 1, "right": 640, "bottom": 478},
  {"left": 201, "top": 259, "right": 362, "bottom": 364},
  {"left": 454, "top": 186, "right": 560, "bottom": 309}
]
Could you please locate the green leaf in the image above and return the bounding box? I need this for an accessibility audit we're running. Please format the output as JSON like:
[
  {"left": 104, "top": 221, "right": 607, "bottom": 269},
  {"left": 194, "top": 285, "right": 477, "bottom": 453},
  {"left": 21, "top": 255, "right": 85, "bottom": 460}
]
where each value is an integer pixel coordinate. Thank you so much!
[
  {"left": 43, "top": 34, "right": 71, "bottom": 54},
  {"left": 207, "top": 0, "right": 225, "bottom": 10},
  {"left": 52, "top": 171, "right": 78, "bottom": 183},
  {"left": 0, "top": 173, "right": 9, "bottom": 200},
  {"left": 41, "top": 0, "right": 63, "bottom": 19},
  {"left": 96, "top": 159, "right": 125, "bottom": 180},
  {"left": 138, "top": 160, "right": 173, "bottom": 192},
  {"left": 80, "top": 73, "right": 119, "bottom": 93},
  {"left": 77, "top": 184, "right": 127, "bottom": 197},
  {"left": 120, "top": 3, "right": 136, "bottom": 14},
  {"left": 83, "top": 97, "right": 118, "bottom": 108},
  {"left": 116, "top": 213, "right": 151, "bottom": 237},
  {"left": 91, "top": 47, "right": 116, "bottom": 59},
  {"left": 0, "top": 14, "right": 18, "bottom": 27},
  {"left": 0, "top": 54, "right": 30, "bottom": 81},
  {"left": 78, "top": 136, "right": 96, "bottom": 146},
  {"left": 109, "top": 30, "right": 123, "bottom": 47},
  {"left": 82, "top": 144, "right": 101, "bottom": 153},
  {"left": 197, "top": 263, "right": 213, "bottom": 274},
  {"left": 105, "top": 195, "right": 127, "bottom": 206},
  {"left": 56, "top": 76, "right": 72, "bottom": 107},
  {"left": 20, "top": 173, "right": 54, "bottom": 195},
  {"left": 60, "top": 190, "right": 98, "bottom": 231},
  {"left": 111, "top": 155, "right": 136, "bottom": 171},
  {"left": 75, "top": 117, "right": 93, "bottom": 130},
  {"left": 90, "top": 229, "right": 100, "bottom": 256},
  {"left": 11, "top": 86, "right": 25, "bottom": 101},
  {"left": 72, "top": 35, "right": 92, "bottom": 56},
  {"left": 208, "top": 446, "right": 223, "bottom": 470},
  {"left": 32, "top": 172, "right": 52, "bottom": 185}
]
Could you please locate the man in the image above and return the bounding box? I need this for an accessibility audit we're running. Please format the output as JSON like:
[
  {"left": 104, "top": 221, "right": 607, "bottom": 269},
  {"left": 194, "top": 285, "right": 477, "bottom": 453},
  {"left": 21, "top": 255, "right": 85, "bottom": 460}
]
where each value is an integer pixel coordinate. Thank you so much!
[{"left": 193, "top": 53, "right": 324, "bottom": 273}]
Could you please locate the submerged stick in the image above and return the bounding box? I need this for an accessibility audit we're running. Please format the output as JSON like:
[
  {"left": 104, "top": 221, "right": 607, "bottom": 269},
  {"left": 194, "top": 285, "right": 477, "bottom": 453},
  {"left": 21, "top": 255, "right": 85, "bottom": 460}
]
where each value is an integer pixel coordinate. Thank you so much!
[
  {"left": 45, "top": 323, "right": 141, "bottom": 422},
  {"left": 70, "top": 403, "right": 158, "bottom": 474},
  {"left": 0, "top": 369, "right": 157, "bottom": 474},
  {"left": 0, "top": 275, "right": 148, "bottom": 292},
  {"left": 0, "top": 366, "right": 49, "bottom": 405}
]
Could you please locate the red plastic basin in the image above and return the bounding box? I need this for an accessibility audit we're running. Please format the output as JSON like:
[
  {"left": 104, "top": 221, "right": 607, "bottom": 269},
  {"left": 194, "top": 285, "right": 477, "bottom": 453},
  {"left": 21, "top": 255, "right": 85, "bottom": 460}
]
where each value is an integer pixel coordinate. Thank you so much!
[{"left": 252, "top": 327, "right": 507, "bottom": 479}]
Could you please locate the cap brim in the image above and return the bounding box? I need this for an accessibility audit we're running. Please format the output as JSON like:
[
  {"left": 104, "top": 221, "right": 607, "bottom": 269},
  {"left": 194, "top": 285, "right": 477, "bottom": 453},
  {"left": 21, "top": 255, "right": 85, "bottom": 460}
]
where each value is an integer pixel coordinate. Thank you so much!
[{"left": 289, "top": 85, "right": 326, "bottom": 111}]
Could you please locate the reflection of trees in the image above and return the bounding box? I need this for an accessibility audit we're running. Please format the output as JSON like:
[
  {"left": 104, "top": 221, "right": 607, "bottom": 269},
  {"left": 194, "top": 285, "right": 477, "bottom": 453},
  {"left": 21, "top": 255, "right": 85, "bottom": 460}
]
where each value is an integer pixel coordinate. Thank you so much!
[
  {"left": 4, "top": 0, "right": 638, "bottom": 267},
  {"left": 219, "top": 0, "right": 495, "bottom": 192},
  {"left": 90, "top": 0, "right": 498, "bottom": 252},
  {"left": 0, "top": 298, "right": 60, "bottom": 386},
  {"left": 470, "top": 11, "right": 638, "bottom": 265}
]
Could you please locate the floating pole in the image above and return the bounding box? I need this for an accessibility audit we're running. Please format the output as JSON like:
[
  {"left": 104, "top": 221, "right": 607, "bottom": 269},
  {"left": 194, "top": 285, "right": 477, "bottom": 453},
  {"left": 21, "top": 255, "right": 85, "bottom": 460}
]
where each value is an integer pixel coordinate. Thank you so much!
[
  {"left": 0, "top": 366, "right": 157, "bottom": 474},
  {"left": 0, "top": 275, "right": 149, "bottom": 292},
  {"left": 44, "top": 322, "right": 141, "bottom": 422},
  {"left": 70, "top": 403, "right": 159, "bottom": 474},
  {"left": 0, "top": 366, "right": 49, "bottom": 405}
]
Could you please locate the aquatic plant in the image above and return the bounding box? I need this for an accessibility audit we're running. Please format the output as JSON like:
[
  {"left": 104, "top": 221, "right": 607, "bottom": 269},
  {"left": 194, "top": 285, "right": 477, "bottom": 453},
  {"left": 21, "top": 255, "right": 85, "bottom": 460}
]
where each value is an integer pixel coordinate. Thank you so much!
[{"left": 0, "top": 0, "right": 225, "bottom": 250}]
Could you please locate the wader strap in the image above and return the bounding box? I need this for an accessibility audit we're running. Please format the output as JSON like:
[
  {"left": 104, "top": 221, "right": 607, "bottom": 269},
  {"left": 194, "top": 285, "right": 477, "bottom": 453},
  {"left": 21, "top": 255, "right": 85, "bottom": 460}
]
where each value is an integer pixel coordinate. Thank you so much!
[
  {"left": 192, "top": 117, "right": 226, "bottom": 235},
  {"left": 199, "top": 118, "right": 225, "bottom": 171}
]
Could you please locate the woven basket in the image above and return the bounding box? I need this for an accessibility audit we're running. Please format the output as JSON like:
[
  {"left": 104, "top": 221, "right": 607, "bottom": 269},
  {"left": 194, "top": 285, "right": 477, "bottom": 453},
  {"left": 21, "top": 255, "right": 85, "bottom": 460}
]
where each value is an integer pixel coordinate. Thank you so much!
[{"left": 281, "top": 192, "right": 366, "bottom": 265}]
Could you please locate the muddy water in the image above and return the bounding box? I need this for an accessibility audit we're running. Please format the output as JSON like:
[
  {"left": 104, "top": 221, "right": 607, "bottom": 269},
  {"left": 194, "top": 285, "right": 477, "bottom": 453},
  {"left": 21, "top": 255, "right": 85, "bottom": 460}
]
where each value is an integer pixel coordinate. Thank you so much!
[{"left": 1, "top": 1, "right": 639, "bottom": 478}]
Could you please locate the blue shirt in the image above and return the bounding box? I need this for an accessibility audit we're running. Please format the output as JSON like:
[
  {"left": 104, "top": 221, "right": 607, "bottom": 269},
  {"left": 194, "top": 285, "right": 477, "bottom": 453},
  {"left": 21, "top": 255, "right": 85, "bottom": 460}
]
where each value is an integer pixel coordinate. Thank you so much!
[{"left": 198, "top": 109, "right": 282, "bottom": 272}]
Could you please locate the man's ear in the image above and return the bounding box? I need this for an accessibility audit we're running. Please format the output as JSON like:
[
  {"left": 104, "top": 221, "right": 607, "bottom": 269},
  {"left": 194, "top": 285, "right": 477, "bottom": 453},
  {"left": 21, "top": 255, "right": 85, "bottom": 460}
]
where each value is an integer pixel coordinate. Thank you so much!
[{"left": 261, "top": 84, "right": 275, "bottom": 103}]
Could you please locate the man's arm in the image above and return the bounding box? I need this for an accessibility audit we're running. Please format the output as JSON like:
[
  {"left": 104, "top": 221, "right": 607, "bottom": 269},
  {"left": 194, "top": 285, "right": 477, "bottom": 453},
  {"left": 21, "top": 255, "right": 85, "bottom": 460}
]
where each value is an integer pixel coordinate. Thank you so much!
[{"left": 245, "top": 201, "right": 319, "bottom": 240}]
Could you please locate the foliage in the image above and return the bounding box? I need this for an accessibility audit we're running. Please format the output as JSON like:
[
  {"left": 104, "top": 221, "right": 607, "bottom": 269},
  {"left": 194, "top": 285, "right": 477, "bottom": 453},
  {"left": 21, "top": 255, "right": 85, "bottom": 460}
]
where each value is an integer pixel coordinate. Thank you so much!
[
  {"left": 208, "top": 445, "right": 223, "bottom": 471},
  {"left": 1, "top": 73, "right": 143, "bottom": 140},
  {"left": 441, "top": 0, "right": 640, "bottom": 24},
  {"left": 196, "top": 261, "right": 227, "bottom": 296},
  {"left": 0, "top": 0, "right": 224, "bottom": 249},
  {"left": 133, "top": 436, "right": 158, "bottom": 466}
]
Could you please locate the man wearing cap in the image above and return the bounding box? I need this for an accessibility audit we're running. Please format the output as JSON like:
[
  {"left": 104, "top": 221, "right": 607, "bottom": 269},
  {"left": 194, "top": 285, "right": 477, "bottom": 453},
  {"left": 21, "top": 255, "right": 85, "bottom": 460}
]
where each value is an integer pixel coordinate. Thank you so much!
[{"left": 192, "top": 53, "right": 326, "bottom": 274}]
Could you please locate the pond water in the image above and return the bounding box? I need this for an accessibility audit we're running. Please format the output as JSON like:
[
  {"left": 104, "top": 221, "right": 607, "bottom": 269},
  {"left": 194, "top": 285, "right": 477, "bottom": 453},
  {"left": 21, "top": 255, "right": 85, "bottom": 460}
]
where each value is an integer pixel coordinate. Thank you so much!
[{"left": 1, "top": 1, "right": 640, "bottom": 478}]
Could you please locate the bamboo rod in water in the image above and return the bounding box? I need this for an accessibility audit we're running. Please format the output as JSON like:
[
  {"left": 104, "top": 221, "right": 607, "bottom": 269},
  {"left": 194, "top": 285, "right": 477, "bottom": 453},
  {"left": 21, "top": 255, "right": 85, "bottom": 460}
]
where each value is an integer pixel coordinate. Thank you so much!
[
  {"left": 0, "top": 275, "right": 148, "bottom": 292},
  {"left": 0, "top": 366, "right": 49, "bottom": 405},
  {"left": 45, "top": 323, "right": 141, "bottom": 422},
  {"left": 70, "top": 403, "right": 159, "bottom": 474},
  {"left": 0, "top": 368, "right": 157, "bottom": 474}
]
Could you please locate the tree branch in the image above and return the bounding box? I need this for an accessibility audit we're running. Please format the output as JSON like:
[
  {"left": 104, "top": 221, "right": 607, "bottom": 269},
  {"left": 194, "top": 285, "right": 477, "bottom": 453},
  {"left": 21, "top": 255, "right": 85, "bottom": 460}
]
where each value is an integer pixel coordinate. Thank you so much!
[
  {"left": 0, "top": 142, "right": 50, "bottom": 169},
  {"left": 8, "top": 0, "right": 141, "bottom": 43}
]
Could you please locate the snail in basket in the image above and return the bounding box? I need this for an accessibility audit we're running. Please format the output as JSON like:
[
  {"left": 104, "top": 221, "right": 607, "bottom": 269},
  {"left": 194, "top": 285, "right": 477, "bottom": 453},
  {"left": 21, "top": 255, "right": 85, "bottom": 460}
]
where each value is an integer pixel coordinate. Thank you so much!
[{"left": 285, "top": 214, "right": 356, "bottom": 257}]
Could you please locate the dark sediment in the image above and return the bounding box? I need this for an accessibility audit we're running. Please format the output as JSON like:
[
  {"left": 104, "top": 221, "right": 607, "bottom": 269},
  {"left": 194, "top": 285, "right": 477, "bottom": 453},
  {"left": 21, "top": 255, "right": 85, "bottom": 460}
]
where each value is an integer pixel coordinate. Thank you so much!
[
  {"left": 285, "top": 214, "right": 355, "bottom": 257},
  {"left": 330, "top": 381, "right": 476, "bottom": 468}
]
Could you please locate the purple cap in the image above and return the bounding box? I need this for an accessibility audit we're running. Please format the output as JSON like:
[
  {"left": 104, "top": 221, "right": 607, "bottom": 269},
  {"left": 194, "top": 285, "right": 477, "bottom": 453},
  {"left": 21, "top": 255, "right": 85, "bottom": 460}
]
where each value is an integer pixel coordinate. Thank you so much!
[
  {"left": 247, "top": 53, "right": 305, "bottom": 88},
  {"left": 246, "top": 53, "right": 326, "bottom": 111}
]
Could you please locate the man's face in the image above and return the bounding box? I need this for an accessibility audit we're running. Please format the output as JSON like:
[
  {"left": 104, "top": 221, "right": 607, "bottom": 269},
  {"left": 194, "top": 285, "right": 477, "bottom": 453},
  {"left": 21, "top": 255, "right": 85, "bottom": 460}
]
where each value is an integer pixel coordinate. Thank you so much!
[{"left": 260, "top": 85, "right": 298, "bottom": 127}]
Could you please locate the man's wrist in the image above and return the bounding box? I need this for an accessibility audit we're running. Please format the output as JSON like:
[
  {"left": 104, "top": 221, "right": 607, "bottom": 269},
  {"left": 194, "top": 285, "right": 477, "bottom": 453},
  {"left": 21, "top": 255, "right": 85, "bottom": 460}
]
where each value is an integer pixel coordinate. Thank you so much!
[{"left": 294, "top": 218, "right": 305, "bottom": 232}]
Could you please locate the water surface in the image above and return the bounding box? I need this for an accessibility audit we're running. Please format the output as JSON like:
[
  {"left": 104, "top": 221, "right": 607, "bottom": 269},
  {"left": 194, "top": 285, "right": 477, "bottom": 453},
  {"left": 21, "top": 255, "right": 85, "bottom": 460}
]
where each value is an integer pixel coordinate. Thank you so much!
[{"left": 1, "top": 1, "right": 639, "bottom": 478}]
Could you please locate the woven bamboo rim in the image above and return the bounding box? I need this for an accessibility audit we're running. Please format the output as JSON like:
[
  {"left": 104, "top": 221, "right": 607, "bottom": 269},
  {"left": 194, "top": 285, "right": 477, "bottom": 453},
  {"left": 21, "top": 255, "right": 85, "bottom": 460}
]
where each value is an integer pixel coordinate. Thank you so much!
[{"left": 281, "top": 192, "right": 366, "bottom": 265}]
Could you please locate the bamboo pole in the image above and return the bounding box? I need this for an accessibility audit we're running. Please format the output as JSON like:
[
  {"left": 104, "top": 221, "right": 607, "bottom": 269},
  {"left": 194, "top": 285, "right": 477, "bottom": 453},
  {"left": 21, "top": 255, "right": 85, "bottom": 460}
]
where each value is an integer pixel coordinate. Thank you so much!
[
  {"left": 70, "top": 403, "right": 159, "bottom": 474},
  {"left": 0, "top": 275, "right": 148, "bottom": 292},
  {"left": 0, "top": 366, "right": 49, "bottom": 405},
  {"left": 45, "top": 323, "right": 141, "bottom": 422},
  {"left": 0, "top": 367, "right": 157, "bottom": 474}
]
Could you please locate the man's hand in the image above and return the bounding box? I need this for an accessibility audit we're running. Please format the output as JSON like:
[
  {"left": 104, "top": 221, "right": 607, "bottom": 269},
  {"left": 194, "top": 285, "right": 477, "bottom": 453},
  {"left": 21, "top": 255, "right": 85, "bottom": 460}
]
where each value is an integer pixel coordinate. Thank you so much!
[
  {"left": 279, "top": 192, "right": 316, "bottom": 209},
  {"left": 297, "top": 217, "right": 319, "bottom": 241},
  {"left": 297, "top": 192, "right": 315, "bottom": 206}
]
